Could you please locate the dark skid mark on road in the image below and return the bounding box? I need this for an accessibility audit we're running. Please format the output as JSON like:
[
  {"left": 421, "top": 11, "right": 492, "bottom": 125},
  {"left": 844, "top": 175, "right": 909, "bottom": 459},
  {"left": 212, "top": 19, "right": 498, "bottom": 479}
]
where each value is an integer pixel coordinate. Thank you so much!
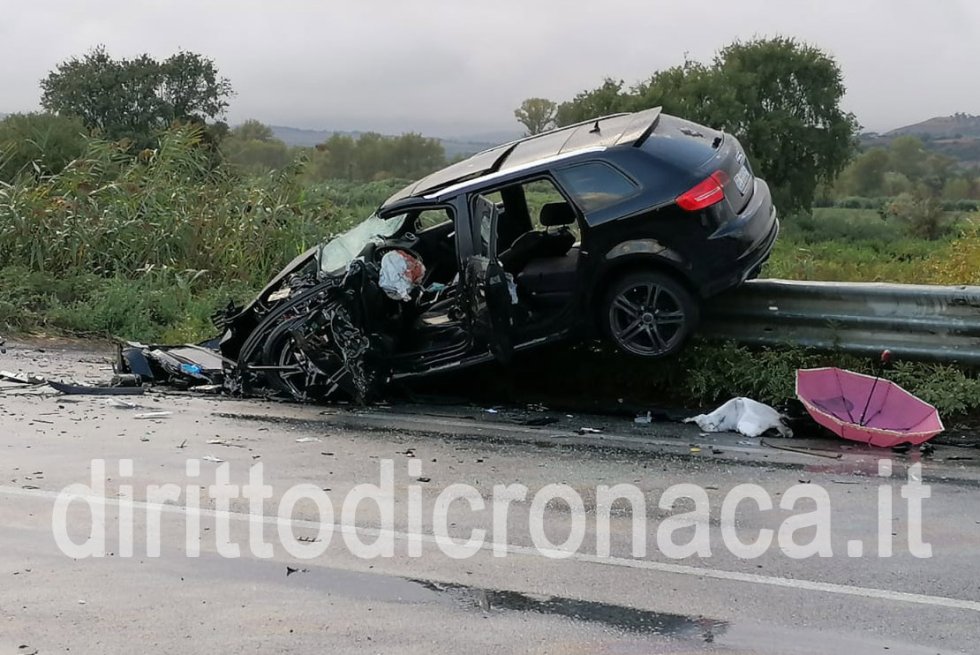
[
  {"left": 176, "top": 552, "right": 726, "bottom": 641},
  {"left": 410, "top": 579, "right": 728, "bottom": 640}
]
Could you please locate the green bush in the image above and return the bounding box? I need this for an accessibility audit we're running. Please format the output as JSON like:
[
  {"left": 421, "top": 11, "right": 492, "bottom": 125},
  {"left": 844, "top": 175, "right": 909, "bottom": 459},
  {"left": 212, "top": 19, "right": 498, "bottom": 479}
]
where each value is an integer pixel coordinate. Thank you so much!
[
  {"left": 470, "top": 340, "right": 980, "bottom": 419},
  {"left": 0, "top": 113, "right": 88, "bottom": 182},
  {"left": 0, "top": 265, "right": 253, "bottom": 342},
  {"left": 785, "top": 208, "right": 899, "bottom": 244}
]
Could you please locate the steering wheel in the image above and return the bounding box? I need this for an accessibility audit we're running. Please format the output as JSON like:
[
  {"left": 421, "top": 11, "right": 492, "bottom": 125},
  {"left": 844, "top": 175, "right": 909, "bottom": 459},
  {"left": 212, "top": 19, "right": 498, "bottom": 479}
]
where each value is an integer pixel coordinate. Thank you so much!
[{"left": 375, "top": 232, "right": 422, "bottom": 263}]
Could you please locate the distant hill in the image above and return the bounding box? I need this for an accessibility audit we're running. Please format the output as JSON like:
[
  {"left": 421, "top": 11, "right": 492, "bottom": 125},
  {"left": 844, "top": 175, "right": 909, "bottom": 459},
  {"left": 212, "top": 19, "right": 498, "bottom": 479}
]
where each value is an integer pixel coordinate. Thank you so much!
[
  {"left": 269, "top": 124, "right": 502, "bottom": 159},
  {"left": 885, "top": 113, "right": 980, "bottom": 139},
  {"left": 861, "top": 114, "right": 980, "bottom": 167}
]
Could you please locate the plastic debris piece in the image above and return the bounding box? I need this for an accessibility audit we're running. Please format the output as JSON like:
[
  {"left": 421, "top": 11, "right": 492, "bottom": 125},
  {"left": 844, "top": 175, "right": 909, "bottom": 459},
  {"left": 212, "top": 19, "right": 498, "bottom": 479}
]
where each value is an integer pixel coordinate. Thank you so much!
[
  {"left": 634, "top": 412, "right": 653, "bottom": 425},
  {"left": 295, "top": 437, "right": 321, "bottom": 443},
  {"left": 180, "top": 363, "right": 203, "bottom": 376},
  {"left": 577, "top": 427, "right": 603, "bottom": 435},
  {"left": 426, "top": 282, "right": 447, "bottom": 294},
  {"left": 1, "top": 371, "right": 45, "bottom": 385},
  {"left": 379, "top": 250, "right": 425, "bottom": 301},
  {"left": 109, "top": 373, "right": 142, "bottom": 387},
  {"left": 134, "top": 411, "right": 173, "bottom": 420},
  {"left": 684, "top": 397, "right": 793, "bottom": 438},
  {"left": 48, "top": 380, "right": 145, "bottom": 396},
  {"left": 104, "top": 398, "right": 142, "bottom": 409},
  {"left": 202, "top": 455, "right": 224, "bottom": 463}
]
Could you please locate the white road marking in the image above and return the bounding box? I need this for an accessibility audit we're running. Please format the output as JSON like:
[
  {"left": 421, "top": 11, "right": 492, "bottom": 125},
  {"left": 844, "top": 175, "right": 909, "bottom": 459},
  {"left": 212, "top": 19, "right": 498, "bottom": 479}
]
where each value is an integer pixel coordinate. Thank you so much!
[{"left": 3, "top": 484, "right": 979, "bottom": 614}]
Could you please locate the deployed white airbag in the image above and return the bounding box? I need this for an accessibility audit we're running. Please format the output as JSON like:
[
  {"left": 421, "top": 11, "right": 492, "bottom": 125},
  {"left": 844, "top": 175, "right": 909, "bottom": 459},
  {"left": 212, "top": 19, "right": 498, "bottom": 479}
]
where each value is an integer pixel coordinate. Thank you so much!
[{"left": 379, "top": 250, "right": 426, "bottom": 301}]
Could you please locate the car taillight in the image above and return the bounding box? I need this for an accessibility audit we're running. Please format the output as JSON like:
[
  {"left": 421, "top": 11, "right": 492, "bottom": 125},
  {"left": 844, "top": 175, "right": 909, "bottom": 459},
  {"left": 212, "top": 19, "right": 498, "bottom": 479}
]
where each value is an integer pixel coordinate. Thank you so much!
[{"left": 676, "top": 171, "right": 729, "bottom": 212}]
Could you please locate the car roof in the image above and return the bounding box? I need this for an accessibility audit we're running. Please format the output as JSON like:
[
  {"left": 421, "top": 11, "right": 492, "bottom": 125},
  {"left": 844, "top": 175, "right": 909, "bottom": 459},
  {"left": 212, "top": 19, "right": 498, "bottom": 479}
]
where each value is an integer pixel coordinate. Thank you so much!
[{"left": 380, "top": 107, "right": 662, "bottom": 213}]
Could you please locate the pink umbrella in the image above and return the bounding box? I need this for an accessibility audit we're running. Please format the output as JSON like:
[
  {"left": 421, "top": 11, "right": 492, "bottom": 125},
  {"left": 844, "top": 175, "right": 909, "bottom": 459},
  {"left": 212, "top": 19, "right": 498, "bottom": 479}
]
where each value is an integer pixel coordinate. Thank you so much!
[{"left": 795, "top": 367, "right": 944, "bottom": 447}]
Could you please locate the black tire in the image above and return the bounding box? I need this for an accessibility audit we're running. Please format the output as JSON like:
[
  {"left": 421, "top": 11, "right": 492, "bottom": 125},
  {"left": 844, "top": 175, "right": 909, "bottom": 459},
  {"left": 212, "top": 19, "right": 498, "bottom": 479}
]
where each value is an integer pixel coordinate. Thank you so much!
[
  {"left": 601, "top": 271, "right": 700, "bottom": 358},
  {"left": 260, "top": 314, "right": 356, "bottom": 402}
]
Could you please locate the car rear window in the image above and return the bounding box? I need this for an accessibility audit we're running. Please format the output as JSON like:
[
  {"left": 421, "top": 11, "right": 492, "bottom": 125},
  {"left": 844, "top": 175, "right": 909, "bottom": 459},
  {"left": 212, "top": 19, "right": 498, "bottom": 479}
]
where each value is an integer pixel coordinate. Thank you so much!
[{"left": 555, "top": 162, "right": 639, "bottom": 213}]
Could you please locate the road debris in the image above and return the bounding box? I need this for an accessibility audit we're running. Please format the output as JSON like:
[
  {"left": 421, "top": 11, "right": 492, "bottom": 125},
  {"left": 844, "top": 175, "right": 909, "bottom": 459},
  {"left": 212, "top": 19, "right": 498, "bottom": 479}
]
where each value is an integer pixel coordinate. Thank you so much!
[
  {"left": 104, "top": 398, "right": 144, "bottom": 409},
  {"left": 760, "top": 438, "right": 843, "bottom": 459},
  {"left": 134, "top": 411, "right": 173, "bottom": 420},
  {"left": 0, "top": 370, "right": 46, "bottom": 385},
  {"left": 520, "top": 416, "right": 559, "bottom": 427},
  {"left": 577, "top": 427, "right": 603, "bottom": 435},
  {"left": 201, "top": 455, "right": 225, "bottom": 463},
  {"left": 634, "top": 412, "right": 653, "bottom": 424},
  {"left": 109, "top": 373, "right": 142, "bottom": 387},
  {"left": 685, "top": 397, "right": 793, "bottom": 438},
  {"left": 48, "top": 380, "right": 146, "bottom": 396}
]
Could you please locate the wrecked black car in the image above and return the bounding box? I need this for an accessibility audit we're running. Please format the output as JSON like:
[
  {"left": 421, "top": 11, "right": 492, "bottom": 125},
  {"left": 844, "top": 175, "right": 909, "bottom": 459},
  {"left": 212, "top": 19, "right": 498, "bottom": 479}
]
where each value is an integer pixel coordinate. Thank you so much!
[{"left": 124, "top": 108, "right": 778, "bottom": 402}]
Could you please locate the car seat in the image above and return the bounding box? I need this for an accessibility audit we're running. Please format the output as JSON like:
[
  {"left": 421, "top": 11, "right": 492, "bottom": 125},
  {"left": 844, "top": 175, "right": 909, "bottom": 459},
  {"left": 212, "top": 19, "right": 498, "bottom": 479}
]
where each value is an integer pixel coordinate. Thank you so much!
[{"left": 498, "top": 202, "right": 577, "bottom": 274}]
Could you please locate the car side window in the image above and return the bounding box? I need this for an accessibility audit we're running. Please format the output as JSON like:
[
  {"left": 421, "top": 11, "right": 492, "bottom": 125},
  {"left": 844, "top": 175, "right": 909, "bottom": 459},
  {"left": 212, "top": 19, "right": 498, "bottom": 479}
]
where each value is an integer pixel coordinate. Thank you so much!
[
  {"left": 415, "top": 208, "right": 452, "bottom": 231},
  {"left": 555, "top": 162, "right": 639, "bottom": 213},
  {"left": 522, "top": 179, "right": 567, "bottom": 230},
  {"left": 472, "top": 194, "right": 497, "bottom": 257}
]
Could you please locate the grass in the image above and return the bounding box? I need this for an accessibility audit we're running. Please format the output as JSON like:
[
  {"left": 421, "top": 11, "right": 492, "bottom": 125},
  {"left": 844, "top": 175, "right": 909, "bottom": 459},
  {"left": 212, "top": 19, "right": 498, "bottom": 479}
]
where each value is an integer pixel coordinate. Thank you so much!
[
  {"left": 0, "top": 127, "right": 401, "bottom": 342},
  {"left": 765, "top": 206, "right": 978, "bottom": 284},
  {"left": 3, "top": 129, "right": 980, "bottom": 419}
]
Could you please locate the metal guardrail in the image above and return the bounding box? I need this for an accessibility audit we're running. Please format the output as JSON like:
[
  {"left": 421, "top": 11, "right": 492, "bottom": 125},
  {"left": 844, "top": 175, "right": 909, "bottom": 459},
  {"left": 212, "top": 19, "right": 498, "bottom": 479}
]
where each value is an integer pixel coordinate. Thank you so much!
[{"left": 701, "top": 279, "right": 980, "bottom": 366}]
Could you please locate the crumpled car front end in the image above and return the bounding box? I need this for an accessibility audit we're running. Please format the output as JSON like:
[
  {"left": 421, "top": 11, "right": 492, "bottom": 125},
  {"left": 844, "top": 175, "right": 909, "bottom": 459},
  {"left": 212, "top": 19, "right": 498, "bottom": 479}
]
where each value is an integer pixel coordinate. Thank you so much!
[{"left": 119, "top": 214, "right": 414, "bottom": 404}]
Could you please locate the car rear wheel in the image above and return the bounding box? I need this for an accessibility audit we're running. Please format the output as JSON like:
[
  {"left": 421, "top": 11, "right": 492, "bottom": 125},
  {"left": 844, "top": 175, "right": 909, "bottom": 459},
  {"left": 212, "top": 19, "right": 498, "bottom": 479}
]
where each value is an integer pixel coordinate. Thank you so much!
[{"left": 602, "top": 271, "right": 699, "bottom": 358}]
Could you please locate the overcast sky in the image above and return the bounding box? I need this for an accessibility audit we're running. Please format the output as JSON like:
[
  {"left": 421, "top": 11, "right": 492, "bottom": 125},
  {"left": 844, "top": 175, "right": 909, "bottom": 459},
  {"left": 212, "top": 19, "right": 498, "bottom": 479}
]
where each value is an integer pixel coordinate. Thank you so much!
[{"left": 1, "top": 0, "right": 977, "bottom": 138}]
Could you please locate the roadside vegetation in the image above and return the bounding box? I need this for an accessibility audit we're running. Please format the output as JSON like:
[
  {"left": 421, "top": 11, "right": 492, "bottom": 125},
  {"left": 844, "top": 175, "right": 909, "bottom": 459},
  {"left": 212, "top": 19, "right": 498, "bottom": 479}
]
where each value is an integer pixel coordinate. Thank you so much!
[{"left": 2, "top": 40, "right": 980, "bottom": 419}]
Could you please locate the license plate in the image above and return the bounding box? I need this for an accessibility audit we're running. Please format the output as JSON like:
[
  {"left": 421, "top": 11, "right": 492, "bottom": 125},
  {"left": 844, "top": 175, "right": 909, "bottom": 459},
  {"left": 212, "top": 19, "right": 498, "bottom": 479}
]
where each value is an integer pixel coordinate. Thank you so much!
[{"left": 733, "top": 165, "right": 752, "bottom": 195}]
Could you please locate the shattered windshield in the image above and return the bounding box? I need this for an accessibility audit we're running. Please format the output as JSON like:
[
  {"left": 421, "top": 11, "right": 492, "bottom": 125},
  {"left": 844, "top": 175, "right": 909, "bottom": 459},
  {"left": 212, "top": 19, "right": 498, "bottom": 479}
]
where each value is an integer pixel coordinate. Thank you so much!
[{"left": 318, "top": 212, "right": 406, "bottom": 274}]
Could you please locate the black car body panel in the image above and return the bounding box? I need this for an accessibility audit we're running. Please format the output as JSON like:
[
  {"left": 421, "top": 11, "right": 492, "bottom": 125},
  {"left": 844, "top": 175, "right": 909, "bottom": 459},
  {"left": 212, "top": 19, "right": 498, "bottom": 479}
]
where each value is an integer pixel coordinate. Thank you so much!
[{"left": 172, "top": 108, "right": 780, "bottom": 403}]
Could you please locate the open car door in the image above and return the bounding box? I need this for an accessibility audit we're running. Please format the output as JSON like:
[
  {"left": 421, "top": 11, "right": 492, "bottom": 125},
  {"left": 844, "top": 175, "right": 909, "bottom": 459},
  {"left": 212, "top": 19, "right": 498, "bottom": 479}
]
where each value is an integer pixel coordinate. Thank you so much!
[{"left": 462, "top": 195, "right": 514, "bottom": 363}]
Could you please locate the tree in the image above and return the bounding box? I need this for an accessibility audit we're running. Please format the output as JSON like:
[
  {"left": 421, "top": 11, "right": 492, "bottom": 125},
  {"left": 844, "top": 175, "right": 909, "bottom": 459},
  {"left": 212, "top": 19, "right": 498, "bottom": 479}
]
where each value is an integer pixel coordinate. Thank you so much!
[
  {"left": 307, "top": 132, "right": 446, "bottom": 182},
  {"left": 231, "top": 119, "right": 276, "bottom": 142},
  {"left": 554, "top": 79, "right": 627, "bottom": 127},
  {"left": 0, "top": 113, "right": 88, "bottom": 182},
  {"left": 888, "top": 136, "right": 928, "bottom": 181},
  {"left": 707, "top": 38, "right": 858, "bottom": 213},
  {"left": 532, "top": 38, "right": 858, "bottom": 212},
  {"left": 40, "top": 46, "right": 233, "bottom": 148},
  {"left": 222, "top": 120, "right": 289, "bottom": 175},
  {"left": 630, "top": 60, "right": 722, "bottom": 120},
  {"left": 839, "top": 147, "right": 890, "bottom": 196},
  {"left": 514, "top": 98, "right": 557, "bottom": 135}
]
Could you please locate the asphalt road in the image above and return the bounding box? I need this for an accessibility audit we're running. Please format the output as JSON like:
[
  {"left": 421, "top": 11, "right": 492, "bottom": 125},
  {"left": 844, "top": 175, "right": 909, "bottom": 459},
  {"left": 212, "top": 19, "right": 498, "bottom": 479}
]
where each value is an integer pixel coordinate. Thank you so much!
[{"left": 1, "top": 339, "right": 979, "bottom": 654}]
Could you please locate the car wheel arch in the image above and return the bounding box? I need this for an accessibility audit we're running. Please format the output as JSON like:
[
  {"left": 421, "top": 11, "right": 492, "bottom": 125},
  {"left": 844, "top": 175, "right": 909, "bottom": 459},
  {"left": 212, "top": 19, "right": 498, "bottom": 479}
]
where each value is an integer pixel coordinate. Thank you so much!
[{"left": 588, "top": 255, "right": 699, "bottom": 333}]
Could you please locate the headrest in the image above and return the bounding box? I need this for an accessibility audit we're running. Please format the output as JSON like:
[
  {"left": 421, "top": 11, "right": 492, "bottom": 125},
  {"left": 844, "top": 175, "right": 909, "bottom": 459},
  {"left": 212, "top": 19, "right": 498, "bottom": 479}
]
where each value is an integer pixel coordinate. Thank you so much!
[{"left": 539, "top": 202, "right": 576, "bottom": 227}]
